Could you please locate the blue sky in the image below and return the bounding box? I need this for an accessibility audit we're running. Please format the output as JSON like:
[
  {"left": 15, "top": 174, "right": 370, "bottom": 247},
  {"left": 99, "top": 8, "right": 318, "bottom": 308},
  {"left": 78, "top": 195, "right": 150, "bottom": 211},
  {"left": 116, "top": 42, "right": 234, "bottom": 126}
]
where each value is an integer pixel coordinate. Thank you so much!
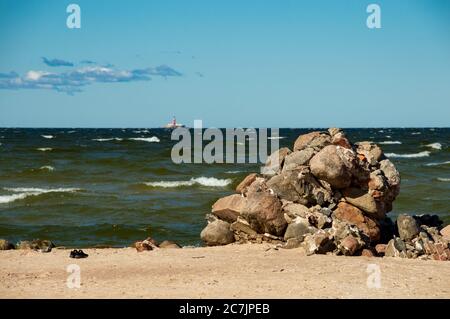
[{"left": 0, "top": 0, "right": 449, "bottom": 128}]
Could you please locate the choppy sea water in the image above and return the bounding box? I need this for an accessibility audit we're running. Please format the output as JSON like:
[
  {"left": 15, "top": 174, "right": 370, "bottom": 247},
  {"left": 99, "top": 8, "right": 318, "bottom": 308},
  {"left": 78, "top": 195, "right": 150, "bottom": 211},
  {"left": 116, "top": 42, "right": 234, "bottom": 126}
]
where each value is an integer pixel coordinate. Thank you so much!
[{"left": 0, "top": 128, "right": 448, "bottom": 247}]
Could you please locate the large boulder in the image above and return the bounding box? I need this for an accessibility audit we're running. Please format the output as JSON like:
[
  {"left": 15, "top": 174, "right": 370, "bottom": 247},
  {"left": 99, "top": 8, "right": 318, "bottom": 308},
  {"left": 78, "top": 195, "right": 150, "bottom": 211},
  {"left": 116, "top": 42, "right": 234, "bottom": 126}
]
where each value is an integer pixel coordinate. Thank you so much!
[
  {"left": 200, "top": 220, "right": 235, "bottom": 246},
  {"left": 267, "top": 165, "right": 332, "bottom": 206},
  {"left": 310, "top": 145, "right": 355, "bottom": 189},
  {"left": 293, "top": 131, "right": 331, "bottom": 151},
  {"left": 211, "top": 194, "right": 247, "bottom": 223},
  {"left": 241, "top": 191, "right": 286, "bottom": 236},
  {"left": 397, "top": 214, "right": 419, "bottom": 241}
]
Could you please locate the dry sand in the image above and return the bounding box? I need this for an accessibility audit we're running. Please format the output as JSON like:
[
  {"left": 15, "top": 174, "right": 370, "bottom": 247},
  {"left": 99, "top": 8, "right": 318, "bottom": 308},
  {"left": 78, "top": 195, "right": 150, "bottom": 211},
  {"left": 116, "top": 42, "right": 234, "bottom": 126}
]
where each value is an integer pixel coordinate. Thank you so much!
[{"left": 1, "top": 244, "right": 449, "bottom": 299}]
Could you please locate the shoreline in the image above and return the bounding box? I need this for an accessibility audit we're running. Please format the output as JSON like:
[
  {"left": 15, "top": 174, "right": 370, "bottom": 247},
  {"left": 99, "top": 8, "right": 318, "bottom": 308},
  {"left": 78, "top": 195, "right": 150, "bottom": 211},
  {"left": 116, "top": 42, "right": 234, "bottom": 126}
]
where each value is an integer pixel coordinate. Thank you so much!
[{"left": 1, "top": 244, "right": 449, "bottom": 299}]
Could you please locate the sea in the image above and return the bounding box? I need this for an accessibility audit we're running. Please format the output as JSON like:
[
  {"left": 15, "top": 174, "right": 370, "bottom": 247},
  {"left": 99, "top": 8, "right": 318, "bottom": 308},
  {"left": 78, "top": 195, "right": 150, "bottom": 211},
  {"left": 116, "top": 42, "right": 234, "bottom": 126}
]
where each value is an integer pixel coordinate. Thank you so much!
[{"left": 0, "top": 128, "right": 448, "bottom": 247}]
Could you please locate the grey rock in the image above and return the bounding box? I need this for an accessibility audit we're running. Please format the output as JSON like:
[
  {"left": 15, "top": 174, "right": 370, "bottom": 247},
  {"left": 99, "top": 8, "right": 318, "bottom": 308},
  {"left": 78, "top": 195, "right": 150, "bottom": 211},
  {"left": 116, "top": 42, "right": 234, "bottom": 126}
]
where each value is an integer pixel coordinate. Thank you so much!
[
  {"left": 231, "top": 218, "right": 258, "bottom": 236},
  {"left": 385, "top": 238, "right": 407, "bottom": 258},
  {"left": 200, "top": 220, "right": 235, "bottom": 246},
  {"left": 282, "top": 148, "right": 316, "bottom": 170},
  {"left": 283, "top": 218, "right": 316, "bottom": 241},
  {"left": 397, "top": 214, "right": 419, "bottom": 241},
  {"left": 283, "top": 238, "right": 303, "bottom": 249},
  {"left": 261, "top": 147, "right": 291, "bottom": 177}
]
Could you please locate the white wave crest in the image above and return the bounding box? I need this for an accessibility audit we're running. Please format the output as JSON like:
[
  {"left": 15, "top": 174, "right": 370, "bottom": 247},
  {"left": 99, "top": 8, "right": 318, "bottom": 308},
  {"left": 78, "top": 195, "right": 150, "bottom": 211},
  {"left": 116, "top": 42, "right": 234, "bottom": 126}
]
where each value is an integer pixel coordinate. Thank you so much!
[
  {"left": 37, "top": 148, "right": 53, "bottom": 152},
  {"left": 0, "top": 187, "right": 81, "bottom": 204},
  {"left": 133, "top": 130, "right": 149, "bottom": 133},
  {"left": 92, "top": 138, "right": 123, "bottom": 142},
  {"left": 39, "top": 166, "right": 54, "bottom": 171},
  {"left": 225, "top": 170, "right": 243, "bottom": 174},
  {"left": 144, "top": 177, "right": 231, "bottom": 188},
  {"left": 437, "top": 178, "right": 450, "bottom": 182},
  {"left": 378, "top": 141, "right": 402, "bottom": 145},
  {"left": 385, "top": 151, "right": 430, "bottom": 158},
  {"left": 411, "top": 132, "right": 421, "bottom": 135},
  {"left": 129, "top": 137, "right": 160, "bottom": 143},
  {"left": 425, "top": 143, "right": 442, "bottom": 150},
  {"left": 42, "top": 135, "right": 54, "bottom": 139},
  {"left": 268, "top": 136, "right": 285, "bottom": 140},
  {"left": 425, "top": 161, "right": 450, "bottom": 167}
]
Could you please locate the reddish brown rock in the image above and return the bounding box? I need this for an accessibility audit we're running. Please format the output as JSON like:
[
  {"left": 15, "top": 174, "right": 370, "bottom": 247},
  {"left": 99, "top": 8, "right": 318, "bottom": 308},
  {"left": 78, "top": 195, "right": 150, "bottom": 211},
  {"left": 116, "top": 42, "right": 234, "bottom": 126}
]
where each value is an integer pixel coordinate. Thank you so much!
[
  {"left": 361, "top": 248, "right": 375, "bottom": 257},
  {"left": 375, "top": 244, "right": 387, "bottom": 255},
  {"left": 241, "top": 191, "right": 286, "bottom": 236},
  {"left": 333, "top": 202, "right": 380, "bottom": 242},
  {"left": 310, "top": 145, "right": 355, "bottom": 189},
  {"left": 342, "top": 187, "right": 386, "bottom": 219},
  {"left": 332, "top": 136, "right": 352, "bottom": 149},
  {"left": 340, "top": 235, "right": 361, "bottom": 256},
  {"left": 235, "top": 173, "right": 258, "bottom": 194},
  {"left": 211, "top": 194, "right": 247, "bottom": 223}
]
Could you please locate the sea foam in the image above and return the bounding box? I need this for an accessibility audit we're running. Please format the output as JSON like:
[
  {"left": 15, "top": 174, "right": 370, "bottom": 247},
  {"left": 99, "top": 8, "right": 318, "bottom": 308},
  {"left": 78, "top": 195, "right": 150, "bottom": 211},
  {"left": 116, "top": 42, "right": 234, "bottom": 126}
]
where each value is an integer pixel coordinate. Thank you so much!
[
  {"left": 0, "top": 187, "right": 81, "bottom": 204},
  {"left": 144, "top": 177, "right": 231, "bottom": 188},
  {"left": 129, "top": 137, "right": 160, "bottom": 143},
  {"left": 42, "top": 135, "right": 54, "bottom": 139},
  {"left": 425, "top": 143, "right": 442, "bottom": 150},
  {"left": 39, "top": 166, "right": 54, "bottom": 171},
  {"left": 37, "top": 148, "right": 53, "bottom": 152},
  {"left": 93, "top": 138, "right": 123, "bottom": 142},
  {"left": 437, "top": 178, "right": 450, "bottom": 182},
  {"left": 425, "top": 161, "right": 450, "bottom": 167},
  {"left": 385, "top": 151, "right": 430, "bottom": 158},
  {"left": 378, "top": 141, "right": 402, "bottom": 145}
]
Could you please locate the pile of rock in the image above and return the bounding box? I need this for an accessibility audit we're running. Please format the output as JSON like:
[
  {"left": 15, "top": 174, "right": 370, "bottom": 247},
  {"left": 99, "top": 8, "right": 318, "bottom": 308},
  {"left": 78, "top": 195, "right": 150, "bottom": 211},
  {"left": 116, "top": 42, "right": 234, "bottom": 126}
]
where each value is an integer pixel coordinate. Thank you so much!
[
  {"left": 0, "top": 239, "right": 55, "bottom": 252},
  {"left": 200, "top": 128, "right": 450, "bottom": 260},
  {"left": 382, "top": 214, "right": 450, "bottom": 261}
]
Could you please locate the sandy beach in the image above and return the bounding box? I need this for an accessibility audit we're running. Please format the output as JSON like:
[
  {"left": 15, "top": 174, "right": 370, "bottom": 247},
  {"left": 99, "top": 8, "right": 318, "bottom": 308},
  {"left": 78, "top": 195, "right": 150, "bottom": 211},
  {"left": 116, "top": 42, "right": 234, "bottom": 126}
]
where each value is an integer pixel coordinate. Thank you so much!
[{"left": 1, "top": 244, "right": 449, "bottom": 299}]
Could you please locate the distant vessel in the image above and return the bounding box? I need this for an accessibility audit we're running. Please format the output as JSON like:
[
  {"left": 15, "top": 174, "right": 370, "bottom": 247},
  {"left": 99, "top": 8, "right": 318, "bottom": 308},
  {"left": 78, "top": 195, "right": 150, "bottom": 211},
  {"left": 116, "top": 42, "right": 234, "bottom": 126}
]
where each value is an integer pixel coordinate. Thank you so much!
[{"left": 164, "top": 116, "right": 185, "bottom": 129}]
